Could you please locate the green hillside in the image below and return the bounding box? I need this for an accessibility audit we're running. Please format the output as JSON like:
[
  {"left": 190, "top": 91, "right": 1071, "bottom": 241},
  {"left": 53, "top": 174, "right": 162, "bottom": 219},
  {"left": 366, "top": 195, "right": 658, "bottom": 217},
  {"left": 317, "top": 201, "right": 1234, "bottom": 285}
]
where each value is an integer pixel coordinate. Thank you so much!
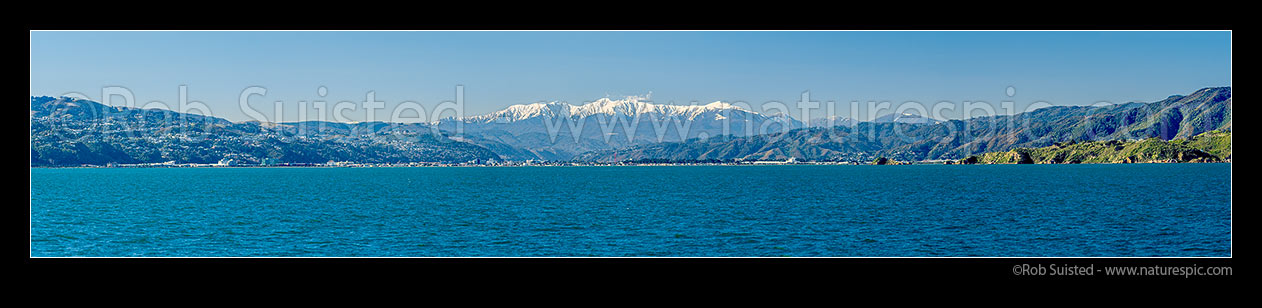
[{"left": 964, "top": 130, "right": 1230, "bottom": 164}]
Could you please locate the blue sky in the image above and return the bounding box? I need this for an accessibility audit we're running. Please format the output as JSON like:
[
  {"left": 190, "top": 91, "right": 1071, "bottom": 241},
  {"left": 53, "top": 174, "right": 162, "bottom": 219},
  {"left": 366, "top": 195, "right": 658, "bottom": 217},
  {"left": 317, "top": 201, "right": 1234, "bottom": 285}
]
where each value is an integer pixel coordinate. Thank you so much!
[{"left": 30, "top": 31, "right": 1231, "bottom": 122}]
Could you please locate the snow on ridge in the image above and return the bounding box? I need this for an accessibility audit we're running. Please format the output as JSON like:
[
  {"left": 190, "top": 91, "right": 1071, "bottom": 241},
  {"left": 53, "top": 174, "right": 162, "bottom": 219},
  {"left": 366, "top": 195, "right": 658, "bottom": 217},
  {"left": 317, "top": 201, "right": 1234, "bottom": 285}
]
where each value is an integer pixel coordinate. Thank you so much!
[{"left": 463, "top": 95, "right": 759, "bottom": 123}]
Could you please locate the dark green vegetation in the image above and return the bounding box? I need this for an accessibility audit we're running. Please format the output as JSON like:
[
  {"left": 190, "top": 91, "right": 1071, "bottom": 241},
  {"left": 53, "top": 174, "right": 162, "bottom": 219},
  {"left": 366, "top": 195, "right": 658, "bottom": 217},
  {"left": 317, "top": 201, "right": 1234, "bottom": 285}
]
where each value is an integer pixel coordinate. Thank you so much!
[
  {"left": 30, "top": 96, "right": 501, "bottom": 166},
  {"left": 962, "top": 130, "right": 1231, "bottom": 164},
  {"left": 577, "top": 87, "right": 1231, "bottom": 162}
]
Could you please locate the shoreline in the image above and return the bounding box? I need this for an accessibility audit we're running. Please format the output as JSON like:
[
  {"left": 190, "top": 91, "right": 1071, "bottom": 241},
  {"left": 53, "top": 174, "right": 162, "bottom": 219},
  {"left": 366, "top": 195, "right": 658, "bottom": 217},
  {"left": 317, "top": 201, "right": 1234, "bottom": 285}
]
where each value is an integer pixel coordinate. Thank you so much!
[{"left": 29, "top": 160, "right": 1232, "bottom": 169}]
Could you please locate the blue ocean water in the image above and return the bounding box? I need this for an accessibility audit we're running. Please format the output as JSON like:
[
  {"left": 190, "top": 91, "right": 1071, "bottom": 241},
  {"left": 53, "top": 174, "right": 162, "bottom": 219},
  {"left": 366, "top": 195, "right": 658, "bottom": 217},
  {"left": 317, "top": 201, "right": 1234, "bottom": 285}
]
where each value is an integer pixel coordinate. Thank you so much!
[{"left": 30, "top": 164, "right": 1231, "bottom": 257}]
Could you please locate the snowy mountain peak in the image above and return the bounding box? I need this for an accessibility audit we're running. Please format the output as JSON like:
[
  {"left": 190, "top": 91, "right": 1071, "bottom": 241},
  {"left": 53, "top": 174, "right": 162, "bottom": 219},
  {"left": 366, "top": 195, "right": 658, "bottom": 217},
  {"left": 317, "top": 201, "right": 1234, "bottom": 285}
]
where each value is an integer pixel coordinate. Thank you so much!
[
  {"left": 464, "top": 95, "right": 757, "bottom": 123},
  {"left": 703, "top": 101, "right": 735, "bottom": 109}
]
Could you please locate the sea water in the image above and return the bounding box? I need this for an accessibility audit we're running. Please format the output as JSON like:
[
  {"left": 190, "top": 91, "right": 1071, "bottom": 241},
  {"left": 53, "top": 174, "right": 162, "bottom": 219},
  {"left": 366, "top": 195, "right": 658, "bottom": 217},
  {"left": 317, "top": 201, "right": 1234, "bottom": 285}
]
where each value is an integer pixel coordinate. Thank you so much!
[{"left": 29, "top": 164, "right": 1231, "bottom": 257}]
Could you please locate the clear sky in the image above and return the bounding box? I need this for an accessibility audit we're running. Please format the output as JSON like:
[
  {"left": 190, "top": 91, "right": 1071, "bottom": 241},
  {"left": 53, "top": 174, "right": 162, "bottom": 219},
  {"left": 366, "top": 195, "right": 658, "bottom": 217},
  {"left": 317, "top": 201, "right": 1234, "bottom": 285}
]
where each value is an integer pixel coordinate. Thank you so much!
[{"left": 30, "top": 31, "right": 1231, "bottom": 123}]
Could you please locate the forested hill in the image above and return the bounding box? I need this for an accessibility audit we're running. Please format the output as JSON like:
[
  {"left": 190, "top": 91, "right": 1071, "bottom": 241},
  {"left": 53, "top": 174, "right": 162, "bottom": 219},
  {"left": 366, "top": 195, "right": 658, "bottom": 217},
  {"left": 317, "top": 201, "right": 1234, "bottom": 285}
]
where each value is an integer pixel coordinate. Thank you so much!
[
  {"left": 962, "top": 130, "right": 1231, "bottom": 164},
  {"left": 575, "top": 87, "right": 1232, "bottom": 162}
]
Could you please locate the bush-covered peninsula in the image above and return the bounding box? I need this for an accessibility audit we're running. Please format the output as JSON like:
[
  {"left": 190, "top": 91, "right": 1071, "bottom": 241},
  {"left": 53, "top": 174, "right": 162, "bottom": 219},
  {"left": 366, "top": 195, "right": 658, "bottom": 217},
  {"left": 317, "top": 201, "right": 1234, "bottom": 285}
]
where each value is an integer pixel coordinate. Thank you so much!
[{"left": 960, "top": 130, "right": 1231, "bottom": 164}]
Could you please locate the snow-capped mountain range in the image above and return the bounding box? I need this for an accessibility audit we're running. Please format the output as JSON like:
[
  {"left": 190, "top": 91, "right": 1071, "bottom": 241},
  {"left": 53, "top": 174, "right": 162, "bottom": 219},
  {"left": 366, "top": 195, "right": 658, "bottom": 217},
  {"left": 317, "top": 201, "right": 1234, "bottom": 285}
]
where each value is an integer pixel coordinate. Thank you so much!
[
  {"left": 462, "top": 96, "right": 754, "bottom": 124},
  {"left": 433, "top": 95, "right": 950, "bottom": 161},
  {"left": 435, "top": 95, "right": 803, "bottom": 160}
]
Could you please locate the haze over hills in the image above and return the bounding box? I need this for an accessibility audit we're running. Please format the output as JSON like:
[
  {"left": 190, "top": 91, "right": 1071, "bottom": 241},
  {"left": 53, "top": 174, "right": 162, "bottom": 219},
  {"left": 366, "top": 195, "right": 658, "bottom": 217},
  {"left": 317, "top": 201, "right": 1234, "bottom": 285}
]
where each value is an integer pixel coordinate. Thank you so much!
[
  {"left": 806, "top": 116, "right": 858, "bottom": 128},
  {"left": 803, "top": 113, "right": 943, "bottom": 130},
  {"left": 872, "top": 113, "right": 944, "bottom": 125},
  {"left": 576, "top": 87, "right": 1231, "bottom": 162}
]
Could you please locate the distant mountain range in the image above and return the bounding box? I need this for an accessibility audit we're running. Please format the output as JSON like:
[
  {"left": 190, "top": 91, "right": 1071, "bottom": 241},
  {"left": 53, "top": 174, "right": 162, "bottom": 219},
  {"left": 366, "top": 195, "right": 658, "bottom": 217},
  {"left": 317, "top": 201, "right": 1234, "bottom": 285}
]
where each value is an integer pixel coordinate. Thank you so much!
[
  {"left": 872, "top": 113, "right": 943, "bottom": 125},
  {"left": 433, "top": 95, "right": 801, "bottom": 160},
  {"left": 576, "top": 87, "right": 1231, "bottom": 162},
  {"left": 30, "top": 87, "right": 1231, "bottom": 166},
  {"left": 30, "top": 96, "right": 500, "bottom": 166}
]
